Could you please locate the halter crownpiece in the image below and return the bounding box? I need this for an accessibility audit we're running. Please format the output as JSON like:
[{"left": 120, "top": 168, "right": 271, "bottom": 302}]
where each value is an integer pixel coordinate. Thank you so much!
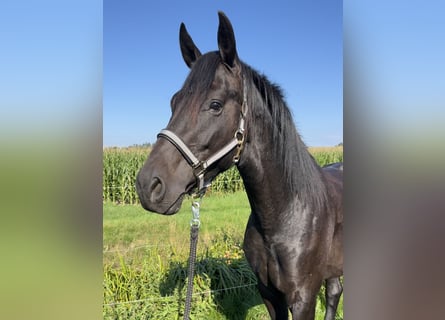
[{"left": 157, "top": 77, "right": 248, "bottom": 195}]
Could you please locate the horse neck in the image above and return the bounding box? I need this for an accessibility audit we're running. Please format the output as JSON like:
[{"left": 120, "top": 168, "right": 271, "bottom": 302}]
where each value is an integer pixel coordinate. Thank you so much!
[{"left": 236, "top": 106, "right": 326, "bottom": 232}]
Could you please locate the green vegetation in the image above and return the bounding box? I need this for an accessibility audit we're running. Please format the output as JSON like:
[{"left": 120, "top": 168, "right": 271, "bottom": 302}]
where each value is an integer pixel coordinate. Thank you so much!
[
  {"left": 103, "top": 146, "right": 343, "bottom": 204},
  {"left": 103, "top": 146, "right": 343, "bottom": 319},
  {"left": 103, "top": 192, "right": 343, "bottom": 319},
  {"left": 103, "top": 147, "right": 148, "bottom": 204}
]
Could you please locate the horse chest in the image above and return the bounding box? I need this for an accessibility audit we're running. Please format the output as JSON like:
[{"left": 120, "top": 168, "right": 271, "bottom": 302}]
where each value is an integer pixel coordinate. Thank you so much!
[{"left": 244, "top": 215, "right": 322, "bottom": 293}]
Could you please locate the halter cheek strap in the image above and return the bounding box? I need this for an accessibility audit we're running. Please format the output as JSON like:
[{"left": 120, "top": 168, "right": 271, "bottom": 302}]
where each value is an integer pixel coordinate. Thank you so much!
[{"left": 157, "top": 78, "right": 248, "bottom": 195}]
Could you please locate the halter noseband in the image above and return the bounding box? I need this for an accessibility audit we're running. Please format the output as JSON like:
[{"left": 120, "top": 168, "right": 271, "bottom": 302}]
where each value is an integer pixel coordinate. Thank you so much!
[{"left": 157, "top": 78, "right": 248, "bottom": 195}]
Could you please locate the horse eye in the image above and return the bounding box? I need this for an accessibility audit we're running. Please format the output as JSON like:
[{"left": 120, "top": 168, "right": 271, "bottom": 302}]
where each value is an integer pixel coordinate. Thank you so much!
[{"left": 209, "top": 101, "right": 223, "bottom": 114}]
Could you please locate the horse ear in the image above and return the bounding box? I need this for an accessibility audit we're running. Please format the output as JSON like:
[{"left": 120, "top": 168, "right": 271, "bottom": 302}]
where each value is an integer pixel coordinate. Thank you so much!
[
  {"left": 179, "top": 23, "right": 202, "bottom": 68},
  {"left": 217, "top": 11, "right": 239, "bottom": 69}
]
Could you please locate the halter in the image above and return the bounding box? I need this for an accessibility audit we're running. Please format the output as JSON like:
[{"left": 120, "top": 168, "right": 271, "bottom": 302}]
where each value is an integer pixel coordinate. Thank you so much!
[{"left": 157, "top": 77, "right": 248, "bottom": 196}]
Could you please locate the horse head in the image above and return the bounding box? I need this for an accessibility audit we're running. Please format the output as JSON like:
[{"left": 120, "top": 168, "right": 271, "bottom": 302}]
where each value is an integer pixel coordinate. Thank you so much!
[{"left": 136, "top": 12, "right": 246, "bottom": 214}]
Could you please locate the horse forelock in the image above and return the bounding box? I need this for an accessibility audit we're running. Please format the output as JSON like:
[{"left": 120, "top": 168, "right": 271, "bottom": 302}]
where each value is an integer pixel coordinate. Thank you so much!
[{"left": 176, "top": 52, "right": 221, "bottom": 121}]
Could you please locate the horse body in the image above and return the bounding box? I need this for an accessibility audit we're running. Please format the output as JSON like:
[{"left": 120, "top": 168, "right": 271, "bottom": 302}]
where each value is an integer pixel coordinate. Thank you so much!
[
  {"left": 241, "top": 163, "right": 343, "bottom": 319},
  {"left": 136, "top": 12, "right": 343, "bottom": 320},
  {"left": 236, "top": 94, "right": 343, "bottom": 319}
]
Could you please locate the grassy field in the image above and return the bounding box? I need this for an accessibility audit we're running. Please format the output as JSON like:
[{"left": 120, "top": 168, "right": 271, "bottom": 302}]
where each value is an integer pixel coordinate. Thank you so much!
[{"left": 103, "top": 191, "right": 343, "bottom": 319}]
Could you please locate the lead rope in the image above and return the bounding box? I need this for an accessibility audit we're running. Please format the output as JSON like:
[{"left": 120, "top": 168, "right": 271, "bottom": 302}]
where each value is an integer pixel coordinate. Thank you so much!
[
  {"left": 183, "top": 198, "right": 202, "bottom": 320},
  {"left": 182, "top": 77, "right": 247, "bottom": 319}
]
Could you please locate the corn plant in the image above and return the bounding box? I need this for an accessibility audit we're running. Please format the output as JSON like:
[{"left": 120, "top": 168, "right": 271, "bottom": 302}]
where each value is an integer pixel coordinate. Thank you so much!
[{"left": 103, "top": 146, "right": 343, "bottom": 204}]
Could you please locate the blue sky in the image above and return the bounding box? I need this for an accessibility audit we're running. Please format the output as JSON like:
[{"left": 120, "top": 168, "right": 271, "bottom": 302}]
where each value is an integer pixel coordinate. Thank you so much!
[
  {"left": 104, "top": 1, "right": 343, "bottom": 147},
  {"left": 0, "top": 0, "right": 101, "bottom": 143}
]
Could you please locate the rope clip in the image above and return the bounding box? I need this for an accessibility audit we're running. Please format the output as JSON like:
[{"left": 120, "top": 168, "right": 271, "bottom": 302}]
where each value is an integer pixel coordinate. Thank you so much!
[{"left": 190, "top": 201, "right": 201, "bottom": 228}]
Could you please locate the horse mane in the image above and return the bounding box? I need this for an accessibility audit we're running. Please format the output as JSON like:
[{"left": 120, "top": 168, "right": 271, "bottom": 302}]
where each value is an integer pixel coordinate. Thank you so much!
[
  {"left": 182, "top": 52, "right": 327, "bottom": 209},
  {"left": 241, "top": 63, "right": 327, "bottom": 209}
]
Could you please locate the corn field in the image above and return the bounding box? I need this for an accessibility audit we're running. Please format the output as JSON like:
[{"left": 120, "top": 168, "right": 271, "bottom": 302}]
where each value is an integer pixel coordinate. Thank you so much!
[
  {"left": 103, "top": 147, "right": 148, "bottom": 204},
  {"left": 103, "top": 146, "right": 343, "bottom": 204}
]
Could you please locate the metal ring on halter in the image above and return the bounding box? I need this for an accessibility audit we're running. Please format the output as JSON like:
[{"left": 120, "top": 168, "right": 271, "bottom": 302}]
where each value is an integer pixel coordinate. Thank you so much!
[{"left": 235, "top": 129, "right": 245, "bottom": 144}]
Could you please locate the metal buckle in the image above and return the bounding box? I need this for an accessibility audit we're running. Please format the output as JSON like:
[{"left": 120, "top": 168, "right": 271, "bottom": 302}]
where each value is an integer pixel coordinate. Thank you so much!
[
  {"left": 192, "top": 162, "right": 206, "bottom": 178},
  {"left": 233, "top": 129, "right": 245, "bottom": 163}
]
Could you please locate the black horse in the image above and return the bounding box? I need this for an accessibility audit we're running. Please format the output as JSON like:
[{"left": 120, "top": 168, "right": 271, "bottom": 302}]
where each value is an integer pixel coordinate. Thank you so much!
[{"left": 136, "top": 12, "right": 343, "bottom": 320}]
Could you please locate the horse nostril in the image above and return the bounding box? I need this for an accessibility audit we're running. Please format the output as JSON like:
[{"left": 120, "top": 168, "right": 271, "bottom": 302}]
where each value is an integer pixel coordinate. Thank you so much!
[{"left": 149, "top": 177, "right": 166, "bottom": 204}]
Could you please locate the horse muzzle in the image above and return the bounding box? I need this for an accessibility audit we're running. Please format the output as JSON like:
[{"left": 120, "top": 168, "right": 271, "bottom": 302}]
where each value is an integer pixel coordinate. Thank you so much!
[
  {"left": 135, "top": 141, "right": 196, "bottom": 215},
  {"left": 136, "top": 171, "right": 188, "bottom": 215}
]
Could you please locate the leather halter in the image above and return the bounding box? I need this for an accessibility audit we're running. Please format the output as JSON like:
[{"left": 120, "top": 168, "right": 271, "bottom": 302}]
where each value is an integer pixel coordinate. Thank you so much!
[{"left": 157, "top": 78, "right": 248, "bottom": 195}]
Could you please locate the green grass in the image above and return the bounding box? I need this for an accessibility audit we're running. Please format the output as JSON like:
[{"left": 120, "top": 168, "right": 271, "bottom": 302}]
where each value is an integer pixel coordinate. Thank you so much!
[
  {"left": 103, "top": 192, "right": 343, "bottom": 319},
  {"left": 103, "top": 192, "right": 251, "bottom": 258}
]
